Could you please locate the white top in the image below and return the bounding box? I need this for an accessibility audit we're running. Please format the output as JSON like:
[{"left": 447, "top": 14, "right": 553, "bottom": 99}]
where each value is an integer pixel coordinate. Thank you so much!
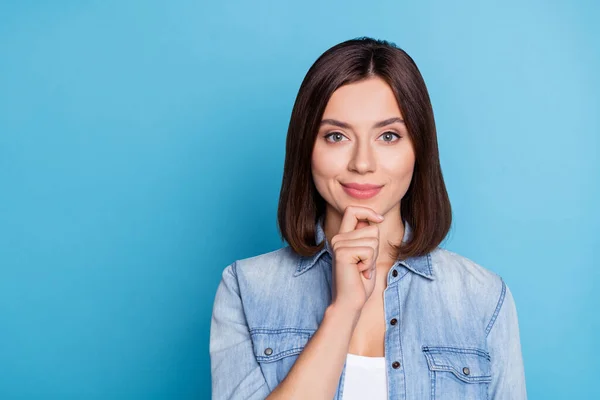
[{"left": 341, "top": 353, "right": 388, "bottom": 399}]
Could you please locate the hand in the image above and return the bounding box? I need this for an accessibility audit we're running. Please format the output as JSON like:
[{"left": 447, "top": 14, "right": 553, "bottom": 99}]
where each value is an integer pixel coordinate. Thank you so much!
[{"left": 330, "top": 205, "right": 384, "bottom": 314}]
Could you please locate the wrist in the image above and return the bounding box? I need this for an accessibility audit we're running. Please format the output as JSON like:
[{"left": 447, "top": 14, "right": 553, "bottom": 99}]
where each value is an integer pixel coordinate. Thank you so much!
[{"left": 326, "top": 302, "right": 362, "bottom": 327}]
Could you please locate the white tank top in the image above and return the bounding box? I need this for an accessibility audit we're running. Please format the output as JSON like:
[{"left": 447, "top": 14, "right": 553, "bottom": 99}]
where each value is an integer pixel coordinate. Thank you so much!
[{"left": 341, "top": 353, "right": 388, "bottom": 399}]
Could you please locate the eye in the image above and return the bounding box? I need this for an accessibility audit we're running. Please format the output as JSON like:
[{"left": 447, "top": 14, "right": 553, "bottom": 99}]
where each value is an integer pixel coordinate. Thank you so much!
[
  {"left": 379, "top": 131, "right": 401, "bottom": 143},
  {"left": 323, "top": 131, "right": 402, "bottom": 144},
  {"left": 324, "top": 132, "right": 348, "bottom": 143}
]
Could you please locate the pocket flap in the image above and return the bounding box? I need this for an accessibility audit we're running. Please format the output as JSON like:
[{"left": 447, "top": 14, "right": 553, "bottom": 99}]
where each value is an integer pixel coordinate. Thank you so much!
[
  {"left": 422, "top": 345, "right": 492, "bottom": 383},
  {"left": 250, "top": 329, "right": 313, "bottom": 363}
]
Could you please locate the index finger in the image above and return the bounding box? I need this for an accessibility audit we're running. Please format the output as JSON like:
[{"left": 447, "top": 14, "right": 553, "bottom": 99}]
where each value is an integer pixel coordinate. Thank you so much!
[{"left": 339, "top": 206, "right": 384, "bottom": 234}]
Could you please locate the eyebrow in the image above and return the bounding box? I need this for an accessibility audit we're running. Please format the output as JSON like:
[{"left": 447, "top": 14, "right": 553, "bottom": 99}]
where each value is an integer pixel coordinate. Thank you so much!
[{"left": 319, "top": 117, "right": 405, "bottom": 129}]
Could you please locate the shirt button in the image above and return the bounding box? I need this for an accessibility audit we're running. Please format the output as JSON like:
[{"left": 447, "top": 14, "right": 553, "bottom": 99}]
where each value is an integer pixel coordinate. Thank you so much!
[
  {"left": 264, "top": 348, "right": 273, "bottom": 356},
  {"left": 392, "top": 269, "right": 398, "bottom": 277},
  {"left": 463, "top": 367, "right": 470, "bottom": 375},
  {"left": 392, "top": 361, "right": 401, "bottom": 369},
  {"left": 390, "top": 318, "right": 397, "bottom": 325}
]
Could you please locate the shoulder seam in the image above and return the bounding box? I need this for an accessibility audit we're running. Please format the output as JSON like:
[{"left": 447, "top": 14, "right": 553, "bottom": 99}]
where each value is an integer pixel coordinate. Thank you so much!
[
  {"left": 230, "top": 259, "right": 238, "bottom": 276},
  {"left": 223, "top": 260, "right": 241, "bottom": 296},
  {"left": 485, "top": 277, "right": 506, "bottom": 337}
]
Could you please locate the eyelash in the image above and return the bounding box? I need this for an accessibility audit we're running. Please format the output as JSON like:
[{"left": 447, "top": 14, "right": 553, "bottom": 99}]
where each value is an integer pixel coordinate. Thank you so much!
[{"left": 323, "top": 131, "right": 402, "bottom": 144}]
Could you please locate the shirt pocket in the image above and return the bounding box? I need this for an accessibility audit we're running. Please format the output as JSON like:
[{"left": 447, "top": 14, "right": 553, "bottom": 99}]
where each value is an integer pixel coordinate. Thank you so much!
[
  {"left": 422, "top": 345, "right": 492, "bottom": 400},
  {"left": 250, "top": 328, "right": 314, "bottom": 389}
]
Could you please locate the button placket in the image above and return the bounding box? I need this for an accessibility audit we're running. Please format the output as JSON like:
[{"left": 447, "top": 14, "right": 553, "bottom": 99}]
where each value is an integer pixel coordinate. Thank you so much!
[{"left": 384, "top": 271, "right": 406, "bottom": 397}]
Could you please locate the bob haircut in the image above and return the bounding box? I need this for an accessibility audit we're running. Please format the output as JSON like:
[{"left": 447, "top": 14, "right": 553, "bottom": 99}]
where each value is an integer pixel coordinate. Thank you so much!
[{"left": 277, "top": 36, "right": 452, "bottom": 260}]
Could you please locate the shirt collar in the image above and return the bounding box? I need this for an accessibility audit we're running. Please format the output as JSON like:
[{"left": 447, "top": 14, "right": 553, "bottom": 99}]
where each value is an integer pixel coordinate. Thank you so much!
[{"left": 295, "top": 215, "right": 434, "bottom": 280}]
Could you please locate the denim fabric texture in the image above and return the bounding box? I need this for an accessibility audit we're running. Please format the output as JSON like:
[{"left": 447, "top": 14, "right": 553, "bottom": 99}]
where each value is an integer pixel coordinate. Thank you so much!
[{"left": 210, "top": 217, "right": 527, "bottom": 399}]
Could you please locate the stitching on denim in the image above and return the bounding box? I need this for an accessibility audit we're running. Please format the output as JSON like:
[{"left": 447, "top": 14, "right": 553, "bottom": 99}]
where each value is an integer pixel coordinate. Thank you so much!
[
  {"left": 295, "top": 247, "right": 327, "bottom": 276},
  {"left": 227, "top": 261, "right": 241, "bottom": 297},
  {"left": 423, "top": 345, "right": 492, "bottom": 396},
  {"left": 392, "top": 284, "right": 408, "bottom": 400},
  {"left": 249, "top": 329, "right": 313, "bottom": 362},
  {"left": 255, "top": 347, "right": 306, "bottom": 362},
  {"left": 434, "top": 368, "right": 491, "bottom": 383},
  {"left": 430, "top": 367, "right": 435, "bottom": 400},
  {"left": 422, "top": 346, "right": 492, "bottom": 383},
  {"left": 427, "top": 253, "right": 433, "bottom": 278},
  {"left": 443, "top": 369, "right": 491, "bottom": 384},
  {"left": 426, "top": 357, "right": 492, "bottom": 383},
  {"left": 382, "top": 267, "right": 408, "bottom": 291},
  {"left": 249, "top": 327, "right": 315, "bottom": 335},
  {"left": 485, "top": 278, "right": 506, "bottom": 337},
  {"left": 422, "top": 345, "right": 491, "bottom": 359}
]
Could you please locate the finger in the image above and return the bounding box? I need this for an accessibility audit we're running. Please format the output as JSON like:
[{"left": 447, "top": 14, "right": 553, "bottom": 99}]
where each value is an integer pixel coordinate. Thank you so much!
[
  {"left": 339, "top": 206, "right": 384, "bottom": 234},
  {"left": 331, "top": 237, "right": 379, "bottom": 257},
  {"left": 336, "top": 245, "right": 376, "bottom": 270},
  {"left": 331, "top": 225, "right": 379, "bottom": 247},
  {"left": 362, "top": 265, "right": 376, "bottom": 280},
  {"left": 356, "top": 220, "right": 370, "bottom": 230}
]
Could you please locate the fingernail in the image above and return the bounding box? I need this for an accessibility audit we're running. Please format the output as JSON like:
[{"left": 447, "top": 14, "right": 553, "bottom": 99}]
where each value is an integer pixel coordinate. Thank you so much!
[
  {"left": 377, "top": 214, "right": 384, "bottom": 220},
  {"left": 368, "top": 270, "right": 373, "bottom": 279}
]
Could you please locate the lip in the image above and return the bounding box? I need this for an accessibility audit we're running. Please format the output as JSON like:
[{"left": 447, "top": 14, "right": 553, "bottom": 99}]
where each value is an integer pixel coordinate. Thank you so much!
[
  {"left": 341, "top": 182, "right": 383, "bottom": 199},
  {"left": 342, "top": 183, "right": 383, "bottom": 190}
]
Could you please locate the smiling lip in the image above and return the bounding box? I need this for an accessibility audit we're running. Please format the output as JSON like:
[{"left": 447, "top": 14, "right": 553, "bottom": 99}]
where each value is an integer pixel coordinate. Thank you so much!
[{"left": 341, "top": 183, "right": 383, "bottom": 199}]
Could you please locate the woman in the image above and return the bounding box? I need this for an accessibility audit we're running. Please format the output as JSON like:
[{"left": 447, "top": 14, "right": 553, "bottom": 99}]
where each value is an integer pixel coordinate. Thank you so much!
[{"left": 210, "top": 37, "right": 527, "bottom": 400}]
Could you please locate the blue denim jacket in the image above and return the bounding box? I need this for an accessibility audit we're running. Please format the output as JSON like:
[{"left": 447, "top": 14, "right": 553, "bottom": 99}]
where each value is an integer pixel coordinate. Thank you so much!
[{"left": 210, "top": 218, "right": 527, "bottom": 399}]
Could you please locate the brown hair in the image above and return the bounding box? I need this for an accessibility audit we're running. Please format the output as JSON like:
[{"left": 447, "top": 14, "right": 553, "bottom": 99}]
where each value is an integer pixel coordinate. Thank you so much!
[{"left": 277, "top": 36, "right": 452, "bottom": 260}]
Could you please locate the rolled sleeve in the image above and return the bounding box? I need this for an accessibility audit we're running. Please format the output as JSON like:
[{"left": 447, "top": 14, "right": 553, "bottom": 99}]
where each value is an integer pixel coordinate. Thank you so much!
[{"left": 210, "top": 262, "right": 270, "bottom": 400}]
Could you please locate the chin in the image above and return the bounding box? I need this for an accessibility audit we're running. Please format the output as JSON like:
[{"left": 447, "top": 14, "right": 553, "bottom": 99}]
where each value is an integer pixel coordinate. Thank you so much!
[{"left": 339, "top": 200, "right": 382, "bottom": 213}]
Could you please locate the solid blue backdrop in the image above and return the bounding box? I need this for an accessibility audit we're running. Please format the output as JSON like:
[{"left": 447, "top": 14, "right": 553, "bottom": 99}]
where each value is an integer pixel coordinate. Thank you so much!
[{"left": 1, "top": 0, "right": 598, "bottom": 398}]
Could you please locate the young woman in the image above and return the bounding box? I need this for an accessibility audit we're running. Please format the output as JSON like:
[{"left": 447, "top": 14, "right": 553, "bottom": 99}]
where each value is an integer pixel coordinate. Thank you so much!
[{"left": 210, "top": 37, "right": 527, "bottom": 400}]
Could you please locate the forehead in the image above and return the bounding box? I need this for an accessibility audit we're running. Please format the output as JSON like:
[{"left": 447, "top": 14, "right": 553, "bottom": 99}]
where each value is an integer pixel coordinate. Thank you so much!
[{"left": 322, "top": 77, "right": 403, "bottom": 120}]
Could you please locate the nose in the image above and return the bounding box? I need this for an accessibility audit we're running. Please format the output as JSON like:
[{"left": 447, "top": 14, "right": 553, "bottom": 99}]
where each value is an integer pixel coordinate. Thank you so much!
[{"left": 348, "top": 137, "right": 375, "bottom": 174}]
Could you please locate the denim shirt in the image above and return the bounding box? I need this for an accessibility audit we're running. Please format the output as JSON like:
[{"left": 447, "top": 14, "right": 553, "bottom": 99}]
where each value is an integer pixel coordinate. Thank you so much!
[{"left": 210, "top": 218, "right": 527, "bottom": 399}]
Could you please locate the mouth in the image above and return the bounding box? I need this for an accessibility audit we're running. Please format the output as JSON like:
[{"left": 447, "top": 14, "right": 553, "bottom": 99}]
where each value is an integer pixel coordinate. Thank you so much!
[{"left": 341, "top": 182, "right": 384, "bottom": 200}]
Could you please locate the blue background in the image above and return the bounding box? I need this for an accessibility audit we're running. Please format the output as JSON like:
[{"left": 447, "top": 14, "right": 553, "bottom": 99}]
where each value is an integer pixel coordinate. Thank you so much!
[{"left": 1, "top": 0, "right": 598, "bottom": 398}]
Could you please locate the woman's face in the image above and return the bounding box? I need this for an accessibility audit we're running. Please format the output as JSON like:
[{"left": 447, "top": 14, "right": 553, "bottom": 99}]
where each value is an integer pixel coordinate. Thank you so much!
[{"left": 311, "top": 76, "right": 416, "bottom": 219}]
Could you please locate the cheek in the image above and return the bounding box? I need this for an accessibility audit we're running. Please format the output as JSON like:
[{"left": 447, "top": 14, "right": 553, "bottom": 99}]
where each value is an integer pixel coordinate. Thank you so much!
[
  {"left": 311, "top": 145, "right": 345, "bottom": 180},
  {"left": 311, "top": 158, "right": 332, "bottom": 194},
  {"left": 311, "top": 154, "right": 327, "bottom": 193},
  {"left": 311, "top": 150, "right": 344, "bottom": 201},
  {"left": 384, "top": 148, "right": 416, "bottom": 185}
]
